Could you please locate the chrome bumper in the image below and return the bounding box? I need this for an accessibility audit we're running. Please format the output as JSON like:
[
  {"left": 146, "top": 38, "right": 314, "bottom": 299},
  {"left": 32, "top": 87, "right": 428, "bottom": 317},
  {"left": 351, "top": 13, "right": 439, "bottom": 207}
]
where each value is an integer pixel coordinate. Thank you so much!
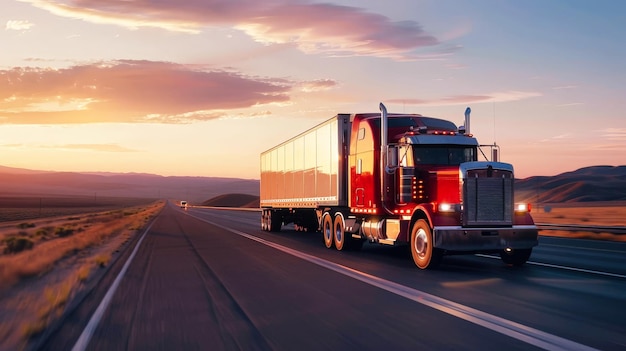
[{"left": 433, "top": 225, "right": 538, "bottom": 252}]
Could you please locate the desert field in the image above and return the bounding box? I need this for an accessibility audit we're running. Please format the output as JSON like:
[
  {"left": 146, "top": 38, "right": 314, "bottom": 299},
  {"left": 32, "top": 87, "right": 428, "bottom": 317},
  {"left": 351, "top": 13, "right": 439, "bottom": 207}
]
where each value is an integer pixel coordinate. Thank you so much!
[
  {"left": 0, "top": 197, "right": 164, "bottom": 350},
  {"left": 0, "top": 195, "right": 157, "bottom": 222},
  {"left": 531, "top": 201, "right": 626, "bottom": 225},
  {"left": 530, "top": 202, "right": 626, "bottom": 242}
]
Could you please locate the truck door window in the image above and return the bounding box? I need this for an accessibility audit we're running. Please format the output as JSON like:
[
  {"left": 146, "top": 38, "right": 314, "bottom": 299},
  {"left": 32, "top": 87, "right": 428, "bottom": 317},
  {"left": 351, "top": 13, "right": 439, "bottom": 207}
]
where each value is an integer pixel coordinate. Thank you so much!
[
  {"left": 399, "top": 145, "right": 412, "bottom": 167},
  {"left": 358, "top": 128, "right": 366, "bottom": 140}
]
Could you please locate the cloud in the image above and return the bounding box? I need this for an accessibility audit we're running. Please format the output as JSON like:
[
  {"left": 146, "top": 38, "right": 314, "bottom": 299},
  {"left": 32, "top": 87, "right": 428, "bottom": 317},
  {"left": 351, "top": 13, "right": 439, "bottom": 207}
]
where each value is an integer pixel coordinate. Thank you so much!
[
  {"left": 298, "top": 79, "right": 338, "bottom": 92},
  {"left": 600, "top": 128, "right": 626, "bottom": 141},
  {"left": 551, "top": 85, "right": 578, "bottom": 90},
  {"left": 56, "top": 144, "right": 138, "bottom": 152},
  {"left": 555, "top": 102, "right": 583, "bottom": 107},
  {"left": 1, "top": 143, "right": 137, "bottom": 152},
  {"left": 0, "top": 60, "right": 291, "bottom": 124},
  {"left": 387, "top": 91, "right": 541, "bottom": 107},
  {"left": 5, "top": 20, "right": 35, "bottom": 31},
  {"left": 540, "top": 134, "right": 573, "bottom": 142},
  {"left": 19, "top": 0, "right": 440, "bottom": 60}
]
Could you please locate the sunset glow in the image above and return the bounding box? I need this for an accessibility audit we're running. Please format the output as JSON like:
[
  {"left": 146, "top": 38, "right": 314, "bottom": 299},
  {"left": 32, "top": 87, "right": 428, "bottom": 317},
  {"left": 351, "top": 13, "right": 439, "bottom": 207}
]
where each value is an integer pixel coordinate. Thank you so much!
[{"left": 2, "top": 0, "right": 625, "bottom": 179}]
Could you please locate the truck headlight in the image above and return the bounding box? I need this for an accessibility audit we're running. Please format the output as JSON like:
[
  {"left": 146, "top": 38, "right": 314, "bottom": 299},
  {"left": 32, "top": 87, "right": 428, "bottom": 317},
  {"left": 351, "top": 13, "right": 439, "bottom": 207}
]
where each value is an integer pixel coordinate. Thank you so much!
[
  {"left": 514, "top": 203, "right": 531, "bottom": 213},
  {"left": 437, "top": 203, "right": 458, "bottom": 212}
]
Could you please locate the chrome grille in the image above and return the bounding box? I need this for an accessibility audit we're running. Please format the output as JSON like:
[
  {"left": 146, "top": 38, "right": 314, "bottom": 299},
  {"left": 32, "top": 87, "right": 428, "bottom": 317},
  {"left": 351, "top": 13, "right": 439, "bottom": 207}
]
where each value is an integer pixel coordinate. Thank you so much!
[{"left": 463, "top": 167, "right": 513, "bottom": 226}]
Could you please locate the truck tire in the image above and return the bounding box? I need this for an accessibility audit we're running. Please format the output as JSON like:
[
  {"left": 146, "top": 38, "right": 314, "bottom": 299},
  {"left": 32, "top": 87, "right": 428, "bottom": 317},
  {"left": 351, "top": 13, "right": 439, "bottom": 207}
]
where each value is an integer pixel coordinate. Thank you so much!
[
  {"left": 261, "top": 210, "right": 268, "bottom": 231},
  {"left": 268, "top": 210, "right": 281, "bottom": 232},
  {"left": 322, "top": 214, "right": 334, "bottom": 249},
  {"left": 410, "top": 219, "right": 442, "bottom": 269},
  {"left": 500, "top": 248, "right": 532, "bottom": 266},
  {"left": 333, "top": 213, "right": 348, "bottom": 251}
]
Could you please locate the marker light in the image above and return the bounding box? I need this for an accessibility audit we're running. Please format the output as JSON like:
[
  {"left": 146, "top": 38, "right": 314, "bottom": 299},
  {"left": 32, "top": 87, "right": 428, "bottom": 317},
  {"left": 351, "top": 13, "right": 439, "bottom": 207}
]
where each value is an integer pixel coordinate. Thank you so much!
[{"left": 514, "top": 203, "right": 532, "bottom": 213}]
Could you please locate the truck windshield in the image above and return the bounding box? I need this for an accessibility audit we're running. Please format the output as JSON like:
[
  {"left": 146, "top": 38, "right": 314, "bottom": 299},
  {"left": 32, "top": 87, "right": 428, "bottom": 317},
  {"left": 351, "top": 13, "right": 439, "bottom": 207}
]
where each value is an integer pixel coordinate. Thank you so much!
[{"left": 413, "top": 146, "right": 476, "bottom": 165}]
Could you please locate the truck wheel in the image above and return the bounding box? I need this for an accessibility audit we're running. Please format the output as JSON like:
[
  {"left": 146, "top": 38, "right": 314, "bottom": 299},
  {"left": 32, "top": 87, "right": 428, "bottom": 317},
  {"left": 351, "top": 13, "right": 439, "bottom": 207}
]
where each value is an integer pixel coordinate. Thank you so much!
[
  {"left": 268, "top": 210, "right": 281, "bottom": 232},
  {"left": 322, "top": 214, "right": 334, "bottom": 249},
  {"left": 500, "top": 248, "right": 532, "bottom": 266},
  {"left": 410, "top": 220, "right": 442, "bottom": 269},
  {"left": 261, "top": 210, "right": 268, "bottom": 231},
  {"left": 333, "top": 213, "right": 348, "bottom": 251}
]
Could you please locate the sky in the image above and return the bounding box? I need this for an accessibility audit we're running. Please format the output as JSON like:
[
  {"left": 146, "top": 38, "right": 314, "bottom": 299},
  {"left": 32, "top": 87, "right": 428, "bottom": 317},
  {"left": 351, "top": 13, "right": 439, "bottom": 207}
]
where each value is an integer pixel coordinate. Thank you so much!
[{"left": 1, "top": 0, "right": 625, "bottom": 180}]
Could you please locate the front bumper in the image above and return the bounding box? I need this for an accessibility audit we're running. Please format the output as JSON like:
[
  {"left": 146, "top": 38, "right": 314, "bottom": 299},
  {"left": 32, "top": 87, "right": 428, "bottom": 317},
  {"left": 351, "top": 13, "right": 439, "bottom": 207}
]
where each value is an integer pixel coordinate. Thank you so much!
[{"left": 433, "top": 225, "right": 538, "bottom": 252}]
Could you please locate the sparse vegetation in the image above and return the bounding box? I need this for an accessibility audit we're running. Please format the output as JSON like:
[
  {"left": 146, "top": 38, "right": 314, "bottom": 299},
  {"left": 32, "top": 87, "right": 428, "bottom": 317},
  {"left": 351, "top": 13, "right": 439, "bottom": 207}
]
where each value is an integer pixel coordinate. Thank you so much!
[
  {"left": 54, "top": 227, "right": 74, "bottom": 238},
  {"left": 22, "top": 280, "right": 74, "bottom": 339},
  {"left": 0, "top": 200, "right": 164, "bottom": 350},
  {"left": 3, "top": 236, "right": 35, "bottom": 254},
  {"left": 77, "top": 265, "right": 91, "bottom": 282},
  {"left": 35, "top": 229, "right": 48, "bottom": 237},
  {"left": 17, "top": 223, "right": 36, "bottom": 229},
  {"left": 94, "top": 254, "right": 111, "bottom": 268}
]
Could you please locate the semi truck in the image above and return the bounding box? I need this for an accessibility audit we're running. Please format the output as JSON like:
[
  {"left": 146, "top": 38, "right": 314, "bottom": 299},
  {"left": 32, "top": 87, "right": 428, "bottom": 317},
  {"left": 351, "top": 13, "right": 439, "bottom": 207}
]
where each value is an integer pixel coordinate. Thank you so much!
[{"left": 260, "top": 103, "right": 538, "bottom": 269}]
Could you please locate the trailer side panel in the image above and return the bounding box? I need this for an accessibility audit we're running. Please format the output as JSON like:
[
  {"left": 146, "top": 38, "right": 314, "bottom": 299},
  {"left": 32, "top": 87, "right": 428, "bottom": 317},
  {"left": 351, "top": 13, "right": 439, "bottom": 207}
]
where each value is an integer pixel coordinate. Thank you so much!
[{"left": 260, "top": 114, "right": 350, "bottom": 208}]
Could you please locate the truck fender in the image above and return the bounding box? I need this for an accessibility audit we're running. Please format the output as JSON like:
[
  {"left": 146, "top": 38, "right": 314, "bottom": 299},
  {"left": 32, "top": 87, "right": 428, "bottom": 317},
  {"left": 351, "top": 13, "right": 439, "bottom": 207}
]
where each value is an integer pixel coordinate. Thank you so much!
[{"left": 409, "top": 205, "right": 433, "bottom": 231}]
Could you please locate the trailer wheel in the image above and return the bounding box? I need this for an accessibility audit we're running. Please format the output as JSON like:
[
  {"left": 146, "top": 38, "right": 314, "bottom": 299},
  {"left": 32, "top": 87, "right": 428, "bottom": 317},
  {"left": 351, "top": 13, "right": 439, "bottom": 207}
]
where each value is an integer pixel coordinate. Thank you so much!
[
  {"left": 261, "top": 210, "right": 268, "bottom": 231},
  {"left": 268, "top": 210, "right": 281, "bottom": 232},
  {"left": 500, "top": 248, "right": 532, "bottom": 266},
  {"left": 333, "top": 213, "right": 348, "bottom": 251},
  {"left": 322, "top": 214, "right": 334, "bottom": 249},
  {"left": 410, "top": 220, "right": 442, "bottom": 269}
]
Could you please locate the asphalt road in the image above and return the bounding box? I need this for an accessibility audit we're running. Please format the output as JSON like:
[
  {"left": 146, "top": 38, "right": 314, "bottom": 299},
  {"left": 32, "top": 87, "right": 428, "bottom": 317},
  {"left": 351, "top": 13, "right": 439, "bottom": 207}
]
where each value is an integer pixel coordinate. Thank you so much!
[{"left": 37, "top": 201, "right": 626, "bottom": 350}]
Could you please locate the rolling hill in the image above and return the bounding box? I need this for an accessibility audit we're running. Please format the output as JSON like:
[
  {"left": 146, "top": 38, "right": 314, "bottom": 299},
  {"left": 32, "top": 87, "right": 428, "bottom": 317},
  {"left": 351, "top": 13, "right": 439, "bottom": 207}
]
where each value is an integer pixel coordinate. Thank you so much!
[
  {"left": 201, "top": 194, "right": 259, "bottom": 208},
  {"left": 515, "top": 165, "right": 626, "bottom": 203}
]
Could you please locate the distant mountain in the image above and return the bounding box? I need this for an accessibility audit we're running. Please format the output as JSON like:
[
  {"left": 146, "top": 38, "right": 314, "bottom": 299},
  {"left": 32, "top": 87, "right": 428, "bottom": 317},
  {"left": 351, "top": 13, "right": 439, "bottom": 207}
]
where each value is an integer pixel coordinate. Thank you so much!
[
  {"left": 2, "top": 164, "right": 623, "bottom": 205},
  {"left": 201, "top": 194, "right": 259, "bottom": 208},
  {"left": 515, "top": 166, "right": 626, "bottom": 203},
  {"left": 0, "top": 165, "right": 260, "bottom": 203}
]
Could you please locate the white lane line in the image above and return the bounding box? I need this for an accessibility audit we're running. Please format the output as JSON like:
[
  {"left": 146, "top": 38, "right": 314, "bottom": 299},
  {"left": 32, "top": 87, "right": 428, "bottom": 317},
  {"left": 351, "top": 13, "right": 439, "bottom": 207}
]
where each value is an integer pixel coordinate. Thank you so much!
[
  {"left": 476, "top": 254, "right": 626, "bottom": 279},
  {"left": 196, "top": 217, "right": 598, "bottom": 351},
  {"left": 72, "top": 220, "right": 155, "bottom": 351}
]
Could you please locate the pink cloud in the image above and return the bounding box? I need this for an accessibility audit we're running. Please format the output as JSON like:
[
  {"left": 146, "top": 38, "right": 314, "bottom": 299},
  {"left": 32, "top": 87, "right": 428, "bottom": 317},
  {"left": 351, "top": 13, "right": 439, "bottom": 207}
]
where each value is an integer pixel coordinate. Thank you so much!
[
  {"left": 56, "top": 143, "right": 137, "bottom": 152},
  {"left": 387, "top": 91, "right": 541, "bottom": 107},
  {"left": 298, "top": 79, "right": 338, "bottom": 92},
  {"left": 0, "top": 60, "right": 291, "bottom": 124},
  {"left": 20, "top": 0, "right": 440, "bottom": 60}
]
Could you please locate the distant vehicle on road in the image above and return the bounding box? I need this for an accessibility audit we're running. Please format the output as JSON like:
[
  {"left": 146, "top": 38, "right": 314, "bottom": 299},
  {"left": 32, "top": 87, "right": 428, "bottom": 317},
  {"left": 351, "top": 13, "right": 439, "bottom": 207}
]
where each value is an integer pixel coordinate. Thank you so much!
[
  {"left": 180, "top": 200, "right": 188, "bottom": 209},
  {"left": 260, "top": 103, "right": 538, "bottom": 269}
]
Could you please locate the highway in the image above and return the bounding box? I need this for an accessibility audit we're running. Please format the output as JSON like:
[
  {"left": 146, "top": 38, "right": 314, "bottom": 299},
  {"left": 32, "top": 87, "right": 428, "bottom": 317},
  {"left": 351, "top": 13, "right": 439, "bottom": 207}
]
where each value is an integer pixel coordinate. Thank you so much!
[{"left": 37, "top": 201, "right": 626, "bottom": 350}]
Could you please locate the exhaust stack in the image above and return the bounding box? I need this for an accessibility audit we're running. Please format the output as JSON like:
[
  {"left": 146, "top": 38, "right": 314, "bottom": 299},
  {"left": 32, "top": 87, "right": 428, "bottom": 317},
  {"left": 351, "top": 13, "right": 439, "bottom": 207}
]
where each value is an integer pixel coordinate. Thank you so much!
[
  {"left": 379, "top": 102, "right": 392, "bottom": 175},
  {"left": 380, "top": 102, "right": 388, "bottom": 156},
  {"left": 464, "top": 107, "right": 471, "bottom": 134},
  {"left": 379, "top": 102, "right": 391, "bottom": 212}
]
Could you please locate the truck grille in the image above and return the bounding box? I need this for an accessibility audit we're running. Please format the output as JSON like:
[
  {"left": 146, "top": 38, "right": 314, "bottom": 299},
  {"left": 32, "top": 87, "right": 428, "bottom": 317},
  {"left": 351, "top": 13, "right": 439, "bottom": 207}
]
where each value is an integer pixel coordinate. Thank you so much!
[{"left": 463, "top": 166, "right": 513, "bottom": 226}]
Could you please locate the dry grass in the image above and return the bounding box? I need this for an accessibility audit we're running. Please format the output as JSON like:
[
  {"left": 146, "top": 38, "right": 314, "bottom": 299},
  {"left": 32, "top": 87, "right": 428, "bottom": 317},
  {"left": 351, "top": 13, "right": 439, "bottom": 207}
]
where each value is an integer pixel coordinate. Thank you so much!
[
  {"left": 0, "top": 209, "right": 144, "bottom": 288},
  {"left": 0, "top": 200, "right": 164, "bottom": 350},
  {"left": 531, "top": 204, "right": 626, "bottom": 226}
]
